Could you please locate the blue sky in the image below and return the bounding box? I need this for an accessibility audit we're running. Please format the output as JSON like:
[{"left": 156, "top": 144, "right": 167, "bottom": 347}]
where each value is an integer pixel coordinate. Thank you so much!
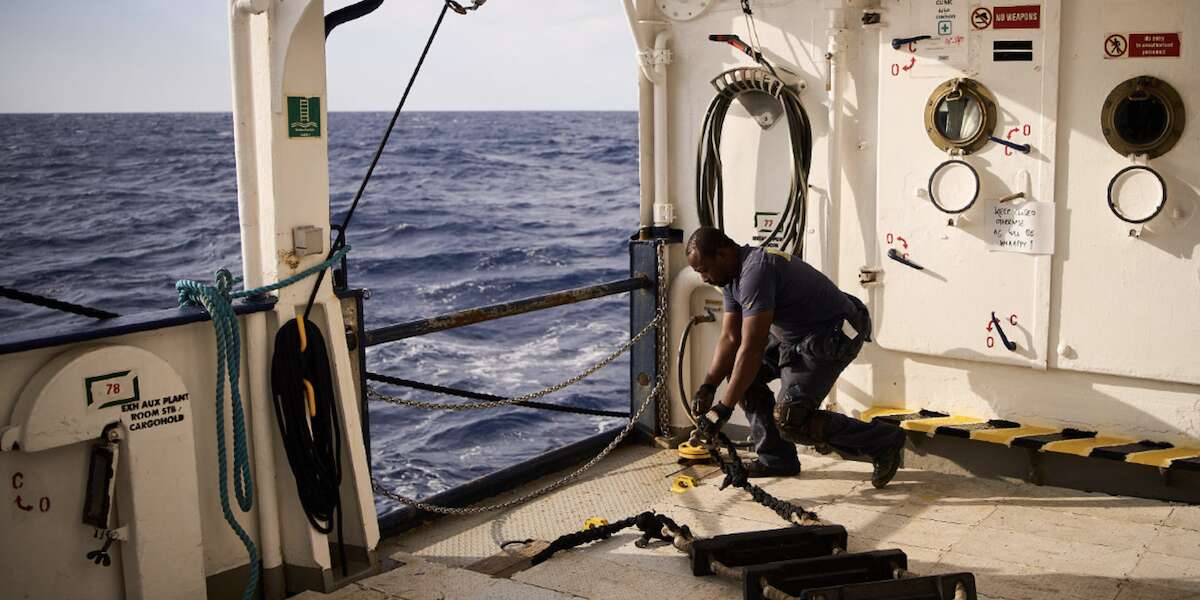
[{"left": 0, "top": 2, "right": 638, "bottom": 112}]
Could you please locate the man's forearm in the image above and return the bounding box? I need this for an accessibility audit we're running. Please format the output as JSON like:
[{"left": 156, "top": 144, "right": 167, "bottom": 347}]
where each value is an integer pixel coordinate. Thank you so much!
[
  {"left": 721, "top": 342, "right": 765, "bottom": 408},
  {"left": 703, "top": 334, "right": 739, "bottom": 387}
]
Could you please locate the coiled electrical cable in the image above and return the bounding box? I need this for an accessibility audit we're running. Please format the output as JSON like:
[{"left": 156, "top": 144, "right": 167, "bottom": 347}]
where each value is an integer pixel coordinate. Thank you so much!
[
  {"left": 271, "top": 317, "right": 347, "bottom": 574},
  {"left": 696, "top": 68, "right": 814, "bottom": 256}
]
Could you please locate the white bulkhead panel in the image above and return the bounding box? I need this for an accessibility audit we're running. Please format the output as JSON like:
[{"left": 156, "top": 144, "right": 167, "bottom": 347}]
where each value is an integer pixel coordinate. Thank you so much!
[
  {"left": 873, "top": 0, "right": 1057, "bottom": 369},
  {"left": 1052, "top": 0, "right": 1200, "bottom": 384}
]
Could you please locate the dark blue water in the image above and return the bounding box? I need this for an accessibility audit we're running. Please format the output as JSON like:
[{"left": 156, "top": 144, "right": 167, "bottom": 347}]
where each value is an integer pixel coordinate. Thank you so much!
[{"left": 0, "top": 112, "right": 639, "bottom": 518}]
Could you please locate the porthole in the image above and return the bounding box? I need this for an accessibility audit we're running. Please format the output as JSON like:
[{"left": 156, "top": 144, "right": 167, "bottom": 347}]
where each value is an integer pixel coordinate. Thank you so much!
[
  {"left": 1101, "top": 76, "right": 1185, "bottom": 159},
  {"left": 924, "top": 78, "right": 999, "bottom": 155}
]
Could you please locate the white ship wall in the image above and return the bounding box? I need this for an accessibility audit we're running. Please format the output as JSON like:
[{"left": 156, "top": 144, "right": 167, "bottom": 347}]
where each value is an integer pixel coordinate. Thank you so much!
[
  {"left": 661, "top": 0, "right": 1200, "bottom": 443},
  {"left": 0, "top": 323, "right": 262, "bottom": 599}
]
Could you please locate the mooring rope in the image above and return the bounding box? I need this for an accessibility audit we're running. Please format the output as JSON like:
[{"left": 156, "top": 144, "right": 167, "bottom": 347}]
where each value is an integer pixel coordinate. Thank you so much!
[
  {"left": 174, "top": 245, "right": 349, "bottom": 600},
  {"left": 710, "top": 431, "right": 820, "bottom": 525},
  {"left": 0, "top": 284, "right": 119, "bottom": 320}
]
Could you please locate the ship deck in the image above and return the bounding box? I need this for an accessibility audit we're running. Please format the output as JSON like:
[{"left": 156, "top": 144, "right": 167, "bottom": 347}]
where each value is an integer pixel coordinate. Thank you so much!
[{"left": 299, "top": 445, "right": 1200, "bottom": 600}]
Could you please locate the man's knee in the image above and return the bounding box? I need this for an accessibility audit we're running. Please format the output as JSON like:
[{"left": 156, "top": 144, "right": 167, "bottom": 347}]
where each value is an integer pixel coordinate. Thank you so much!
[
  {"left": 740, "top": 385, "right": 775, "bottom": 415},
  {"left": 773, "top": 402, "right": 825, "bottom": 445}
]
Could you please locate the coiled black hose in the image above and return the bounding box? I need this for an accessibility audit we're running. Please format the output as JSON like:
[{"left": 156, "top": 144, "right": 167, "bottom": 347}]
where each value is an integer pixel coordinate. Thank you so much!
[
  {"left": 271, "top": 318, "right": 347, "bottom": 573},
  {"left": 696, "top": 70, "right": 814, "bottom": 256}
]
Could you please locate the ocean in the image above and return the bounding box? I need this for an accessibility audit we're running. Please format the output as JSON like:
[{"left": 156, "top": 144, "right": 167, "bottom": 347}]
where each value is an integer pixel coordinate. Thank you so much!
[{"left": 0, "top": 111, "right": 640, "bottom": 519}]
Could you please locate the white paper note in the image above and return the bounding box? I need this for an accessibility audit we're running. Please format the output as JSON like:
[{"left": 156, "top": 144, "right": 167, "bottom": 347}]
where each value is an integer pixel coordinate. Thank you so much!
[{"left": 989, "top": 200, "right": 1055, "bottom": 255}]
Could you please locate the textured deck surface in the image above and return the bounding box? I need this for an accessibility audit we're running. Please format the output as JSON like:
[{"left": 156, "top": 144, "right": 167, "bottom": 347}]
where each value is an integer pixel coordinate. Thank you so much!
[{"left": 297, "top": 445, "right": 1200, "bottom": 600}]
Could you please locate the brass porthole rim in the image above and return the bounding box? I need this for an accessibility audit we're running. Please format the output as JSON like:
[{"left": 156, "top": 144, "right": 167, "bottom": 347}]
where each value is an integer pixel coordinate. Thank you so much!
[{"left": 923, "top": 78, "right": 999, "bottom": 156}]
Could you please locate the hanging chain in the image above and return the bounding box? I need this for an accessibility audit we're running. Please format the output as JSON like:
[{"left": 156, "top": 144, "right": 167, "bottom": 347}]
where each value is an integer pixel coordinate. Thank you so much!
[
  {"left": 366, "top": 300, "right": 663, "bottom": 410},
  {"left": 654, "top": 244, "right": 671, "bottom": 436},
  {"left": 370, "top": 243, "right": 668, "bottom": 515}
]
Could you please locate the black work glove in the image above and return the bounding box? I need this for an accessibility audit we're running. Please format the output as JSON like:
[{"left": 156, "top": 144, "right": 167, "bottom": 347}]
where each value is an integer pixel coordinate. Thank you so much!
[
  {"left": 691, "top": 383, "right": 717, "bottom": 418},
  {"left": 698, "top": 402, "right": 733, "bottom": 439}
]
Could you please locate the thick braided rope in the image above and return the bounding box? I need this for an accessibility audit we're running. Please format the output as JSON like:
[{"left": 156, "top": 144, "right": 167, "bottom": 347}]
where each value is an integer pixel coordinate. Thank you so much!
[
  {"left": 175, "top": 270, "right": 258, "bottom": 600},
  {"left": 173, "top": 246, "right": 349, "bottom": 600},
  {"left": 712, "top": 432, "right": 819, "bottom": 525}
]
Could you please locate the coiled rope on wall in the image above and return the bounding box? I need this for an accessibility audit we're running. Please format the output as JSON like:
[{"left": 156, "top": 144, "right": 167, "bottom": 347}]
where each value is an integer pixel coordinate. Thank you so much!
[{"left": 696, "top": 68, "right": 814, "bottom": 256}]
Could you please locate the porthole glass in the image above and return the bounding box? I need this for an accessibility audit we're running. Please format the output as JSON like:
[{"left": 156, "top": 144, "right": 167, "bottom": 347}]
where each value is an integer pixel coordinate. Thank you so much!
[
  {"left": 924, "top": 78, "right": 998, "bottom": 155},
  {"left": 1114, "top": 93, "right": 1168, "bottom": 146},
  {"left": 1101, "top": 76, "right": 1185, "bottom": 158},
  {"left": 935, "top": 95, "right": 984, "bottom": 143}
]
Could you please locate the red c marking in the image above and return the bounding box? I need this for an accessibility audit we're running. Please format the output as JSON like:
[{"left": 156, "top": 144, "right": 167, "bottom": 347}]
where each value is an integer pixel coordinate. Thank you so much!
[{"left": 14, "top": 496, "right": 33, "bottom": 511}]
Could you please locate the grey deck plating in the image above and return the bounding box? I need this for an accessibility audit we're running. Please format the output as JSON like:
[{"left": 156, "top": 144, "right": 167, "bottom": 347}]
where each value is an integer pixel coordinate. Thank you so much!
[{"left": 299, "top": 447, "right": 1200, "bottom": 600}]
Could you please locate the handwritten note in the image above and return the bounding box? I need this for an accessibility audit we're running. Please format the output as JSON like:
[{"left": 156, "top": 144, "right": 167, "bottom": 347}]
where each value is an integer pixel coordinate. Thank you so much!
[{"left": 989, "top": 201, "right": 1054, "bottom": 255}]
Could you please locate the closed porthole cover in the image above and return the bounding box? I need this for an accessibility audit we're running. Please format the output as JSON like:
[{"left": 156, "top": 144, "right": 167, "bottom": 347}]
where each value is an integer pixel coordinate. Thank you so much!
[
  {"left": 924, "top": 78, "right": 999, "bottom": 155},
  {"left": 1101, "top": 76, "right": 1186, "bottom": 159}
]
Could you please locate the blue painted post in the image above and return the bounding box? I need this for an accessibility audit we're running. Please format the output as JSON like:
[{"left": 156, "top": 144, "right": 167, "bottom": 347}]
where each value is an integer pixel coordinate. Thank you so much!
[{"left": 629, "top": 239, "right": 661, "bottom": 437}]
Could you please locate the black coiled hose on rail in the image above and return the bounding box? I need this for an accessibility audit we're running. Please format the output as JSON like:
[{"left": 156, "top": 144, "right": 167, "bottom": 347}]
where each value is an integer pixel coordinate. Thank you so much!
[
  {"left": 271, "top": 318, "right": 347, "bottom": 574},
  {"left": 695, "top": 70, "right": 814, "bottom": 256}
]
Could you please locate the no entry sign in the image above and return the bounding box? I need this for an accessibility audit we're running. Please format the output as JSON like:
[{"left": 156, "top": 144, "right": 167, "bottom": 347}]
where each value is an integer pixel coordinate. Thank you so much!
[
  {"left": 1130, "top": 33, "right": 1181, "bottom": 58},
  {"left": 1104, "top": 32, "right": 1181, "bottom": 59}
]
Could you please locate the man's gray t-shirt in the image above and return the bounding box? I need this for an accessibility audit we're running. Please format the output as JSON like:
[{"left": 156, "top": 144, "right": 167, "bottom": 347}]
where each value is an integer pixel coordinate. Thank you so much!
[{"left": 722, "top": 245, "right": 855, "bottom": 342}]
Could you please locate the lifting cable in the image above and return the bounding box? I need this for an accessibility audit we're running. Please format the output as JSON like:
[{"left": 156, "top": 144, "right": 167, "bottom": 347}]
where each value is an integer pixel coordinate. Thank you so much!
[{"left": 300, "top": 0, "right": 469, "bottom": 322}]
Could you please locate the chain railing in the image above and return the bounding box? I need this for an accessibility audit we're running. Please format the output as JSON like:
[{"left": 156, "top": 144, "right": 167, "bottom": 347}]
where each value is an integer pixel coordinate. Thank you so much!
[{"left": 368, "top": 242, "right": 668, "bottom": 515}]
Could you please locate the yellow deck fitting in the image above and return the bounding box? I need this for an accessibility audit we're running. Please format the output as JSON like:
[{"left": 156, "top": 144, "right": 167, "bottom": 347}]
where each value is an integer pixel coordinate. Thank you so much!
[
  {"left": 1125, "top": 447, "right": 1200, "bottom": 468},
  {"left": 971, "top": 425, "right": 1059, "bottom": 446},
  {"left": 1041, "top": 436, "right": 1132, "bottom": 457},
  {"left": 901, "top": 415, "right": 987, "bottom": 435},
  {"left": 860, "top": 406, "right": 918, "bottom": 422},
  {"left": 677, "top": 440, "right": 710, "bottom": 460},
  {"left": 671, "top": 474, "right": 697, "bottom": 494},
  {"left": 582, "top": 518, "right": 609, "bottom": 530}
]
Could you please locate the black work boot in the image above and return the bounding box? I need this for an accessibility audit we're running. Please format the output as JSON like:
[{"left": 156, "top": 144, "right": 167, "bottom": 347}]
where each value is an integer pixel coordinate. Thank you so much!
[{"left": 871, "top": 436, "right": 905, "bottom": 489}]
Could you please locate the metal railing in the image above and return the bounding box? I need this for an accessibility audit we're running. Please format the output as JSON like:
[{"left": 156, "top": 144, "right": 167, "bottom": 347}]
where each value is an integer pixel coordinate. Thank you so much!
[{"left": 363, "top": 276, "right": 651, "bottom": 346}]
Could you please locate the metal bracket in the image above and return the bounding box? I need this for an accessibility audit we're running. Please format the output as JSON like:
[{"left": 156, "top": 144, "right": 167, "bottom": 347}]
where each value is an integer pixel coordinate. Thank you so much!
[
  {"left": 639, "top": 47, "right": 673, "bottom": 69},
  {"left": 859, "top": 266, "right": 882, "bottom": 287},
  {"left": 710, "top": 67, "right": 805, "bottom": 130}
]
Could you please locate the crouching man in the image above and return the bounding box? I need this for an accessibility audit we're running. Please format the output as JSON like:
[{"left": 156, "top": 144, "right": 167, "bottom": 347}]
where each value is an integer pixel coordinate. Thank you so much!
[{"left": 687, "top": 227, "right": 906, "bottom": 488}]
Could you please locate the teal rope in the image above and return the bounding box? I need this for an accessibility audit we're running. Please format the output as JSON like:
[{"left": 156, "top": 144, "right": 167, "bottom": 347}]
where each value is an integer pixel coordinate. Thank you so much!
[{"left": 175, "top": 245, "right": 350, "bottom": 600}]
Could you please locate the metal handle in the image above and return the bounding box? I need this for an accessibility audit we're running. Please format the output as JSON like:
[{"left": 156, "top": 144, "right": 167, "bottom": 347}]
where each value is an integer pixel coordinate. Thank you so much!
[
  {"left": 891, "top": 34, "right": 931, "bottom": 50},
  {"left": 989, "top": 136, "right": 1032, "bottom": 154},
  {"left": 991, "top": 312, "right": 1018, "bottom": 351},
  {"left": 887, "top": 248, "right": 925, "bottom": 271}
]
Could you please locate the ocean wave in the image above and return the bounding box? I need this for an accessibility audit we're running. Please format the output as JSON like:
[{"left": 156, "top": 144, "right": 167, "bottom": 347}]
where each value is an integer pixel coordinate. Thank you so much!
[{"left": 1, "top": 111, "right": 639, "bottom": 507}]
